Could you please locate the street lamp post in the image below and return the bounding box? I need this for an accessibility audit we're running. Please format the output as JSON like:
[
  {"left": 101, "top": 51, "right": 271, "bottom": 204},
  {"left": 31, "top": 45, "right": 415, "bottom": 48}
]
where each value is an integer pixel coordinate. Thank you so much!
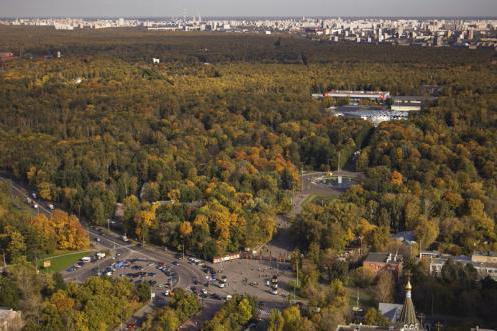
[
  {"left": 1, "top": 250, "right": 6, "bottom": 269},
  {"left": 293, "top": 253, "right": 304, "bottom": 300},
  {"left": 300, "top": 163, "right": 304, "bottom": 192}
]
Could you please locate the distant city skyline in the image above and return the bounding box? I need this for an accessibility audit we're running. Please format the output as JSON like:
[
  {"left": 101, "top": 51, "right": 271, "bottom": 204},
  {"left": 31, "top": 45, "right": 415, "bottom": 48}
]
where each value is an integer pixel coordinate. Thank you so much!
[{"left": 1, "top": 0, "right": 497, "bottom": 18}]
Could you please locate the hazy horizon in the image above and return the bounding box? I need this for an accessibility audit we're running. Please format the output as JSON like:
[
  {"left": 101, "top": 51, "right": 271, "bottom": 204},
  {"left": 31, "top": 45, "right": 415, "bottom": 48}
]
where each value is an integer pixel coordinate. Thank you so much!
[{"left": 1, "top": 0, "right": 497, "bottom": 19}]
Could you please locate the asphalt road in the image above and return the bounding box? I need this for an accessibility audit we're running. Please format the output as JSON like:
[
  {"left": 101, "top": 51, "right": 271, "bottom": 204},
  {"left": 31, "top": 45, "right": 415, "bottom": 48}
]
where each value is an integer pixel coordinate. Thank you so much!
[
  {"left": 0, "top": 174, "right": 205, "bottom": 289},
  {"left": 0, "top": 173, "right": 302, "bottom": 329}
]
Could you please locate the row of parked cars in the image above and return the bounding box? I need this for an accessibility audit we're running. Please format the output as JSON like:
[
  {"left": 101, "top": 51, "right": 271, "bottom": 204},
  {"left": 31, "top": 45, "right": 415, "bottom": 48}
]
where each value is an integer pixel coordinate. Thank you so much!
[
  {"left": 268, "top": 275, "right": 279, "bottom": 295},
  {"left": 190, "top": 286, "right": 232, "bottom": 301},
  {"left": 66, "top": 252, "right": 106, "bottom": 272}
]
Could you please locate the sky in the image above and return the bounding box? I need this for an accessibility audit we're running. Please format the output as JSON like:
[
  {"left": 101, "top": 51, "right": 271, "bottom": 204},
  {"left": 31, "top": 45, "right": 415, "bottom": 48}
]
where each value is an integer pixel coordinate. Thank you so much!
[{"left": 1, "top": 0, "right": 497, "bottom": 18}]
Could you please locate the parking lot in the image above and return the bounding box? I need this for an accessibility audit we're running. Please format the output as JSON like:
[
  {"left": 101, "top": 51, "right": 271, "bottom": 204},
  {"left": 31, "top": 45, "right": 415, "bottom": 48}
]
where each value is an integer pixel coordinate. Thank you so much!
[
  {"left": 178, "top": 257, "right": 293, "bottom": 310},
  {"left": 60, "top": 227, "right": 298, "bottom": 330},
  {"left": 63, "top": 249, "right": 180, "bottom": 304},
  {"left": 112, "top": 258, "right": 179, "bottom": 302}
]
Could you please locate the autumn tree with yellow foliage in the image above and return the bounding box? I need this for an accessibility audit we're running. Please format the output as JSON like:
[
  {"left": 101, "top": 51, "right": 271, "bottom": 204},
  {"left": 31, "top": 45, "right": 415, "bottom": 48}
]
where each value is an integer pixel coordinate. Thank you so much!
[{"left": 31, "top": 210, "right": 89, "bottom": 251}]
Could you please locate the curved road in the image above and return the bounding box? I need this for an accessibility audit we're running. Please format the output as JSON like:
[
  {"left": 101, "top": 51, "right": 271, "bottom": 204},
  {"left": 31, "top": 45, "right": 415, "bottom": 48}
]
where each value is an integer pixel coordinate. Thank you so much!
[{"left": 0, "top": 175, "right": 204, "bottom": 289}]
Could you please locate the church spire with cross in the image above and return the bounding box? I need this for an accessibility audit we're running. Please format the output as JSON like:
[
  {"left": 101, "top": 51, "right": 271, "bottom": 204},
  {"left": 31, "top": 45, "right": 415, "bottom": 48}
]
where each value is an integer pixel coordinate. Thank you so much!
[{"left": 397, "top": 273, "right": 421, "bottom": 330}]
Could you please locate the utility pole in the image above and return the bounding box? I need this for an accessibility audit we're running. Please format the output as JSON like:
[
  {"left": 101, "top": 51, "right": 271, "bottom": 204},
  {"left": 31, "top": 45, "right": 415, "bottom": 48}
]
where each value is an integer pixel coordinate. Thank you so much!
[
  {"left": 2, "top": 250, "right": 6, "bottom": 269},
  {"left": 300, "top": 163, "right": 304, "bottom": 192},
  {"left": 297, "top": 260, "right": 300, "bottom": 287},
  {"left": 419, "top": 313, "right": 425, "bottom": 329},
  {"left": 294, "top": 253, "right": 302, "bottom": 300},
  {"left": 291, "top": 187, "right": 294, "bottom": 207}
]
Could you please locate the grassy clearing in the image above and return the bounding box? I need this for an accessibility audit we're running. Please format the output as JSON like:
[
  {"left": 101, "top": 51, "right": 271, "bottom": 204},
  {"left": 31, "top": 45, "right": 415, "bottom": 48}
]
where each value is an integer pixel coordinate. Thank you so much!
[
  {"left": 39, "top": 250, "right": 93, "bottom": 273},
  {"left": 302, "top": 193, "right": 338, "bottom": 207},
  {"left": 346, "top": 287, "right": 376, "bottom": 310}
]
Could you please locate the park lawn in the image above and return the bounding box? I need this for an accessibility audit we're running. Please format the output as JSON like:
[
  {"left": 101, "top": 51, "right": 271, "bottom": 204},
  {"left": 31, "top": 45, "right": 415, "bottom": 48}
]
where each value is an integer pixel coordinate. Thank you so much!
[
  {"left": 39, "top": 250, "right": 93, "bottom": 273},
  {"left": 302, "top": 193, "right": 338, "bottom": 207},
  {"left": 346, "top": 287, "right": 376, "bottom": 311}
]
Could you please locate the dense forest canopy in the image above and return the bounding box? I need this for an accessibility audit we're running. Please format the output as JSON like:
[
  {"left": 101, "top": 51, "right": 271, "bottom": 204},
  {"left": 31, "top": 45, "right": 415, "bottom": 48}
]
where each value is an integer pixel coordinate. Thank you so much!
[
  {"left": 1, "top": 27, "right": 497, "bottom": 260},
  {"left": 1, "top": 26, "right": 497, "bottom": 65}
]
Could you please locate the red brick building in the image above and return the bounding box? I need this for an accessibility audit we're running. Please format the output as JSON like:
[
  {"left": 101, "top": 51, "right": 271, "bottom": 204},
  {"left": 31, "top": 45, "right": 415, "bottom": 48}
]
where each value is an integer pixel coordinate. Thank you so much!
[{"left": 363, "top": 252, "right": 403, "bottom": 279}]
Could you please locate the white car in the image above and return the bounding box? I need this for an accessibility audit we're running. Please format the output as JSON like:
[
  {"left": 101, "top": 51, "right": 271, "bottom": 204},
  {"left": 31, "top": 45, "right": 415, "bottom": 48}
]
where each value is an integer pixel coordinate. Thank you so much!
[
  {"left": 218, "top": 282, "right": 225, "bottom": 288},
  {"left": 33, "top": 204, "right": 39, "bottom": 209},
  {"left": 48, "top": 204, "right": 54, "bottom": 210}
]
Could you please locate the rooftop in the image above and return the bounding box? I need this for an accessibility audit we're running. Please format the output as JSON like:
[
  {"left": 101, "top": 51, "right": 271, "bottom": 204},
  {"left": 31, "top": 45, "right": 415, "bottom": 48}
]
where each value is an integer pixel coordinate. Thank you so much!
[
  {"left": 474, "top": 251, "right": 497, "bottom": 258},
  {"left": 365, "top": 252, "right": 402, "bottom": 264},
  {"left": 0, "top": 307, "right": 21, "bottom": 319},
  {"left": 379, "top": 302, "right": 403, "bottom": 322},
  {"left": 336, "top": 325, "right": 390, "bottom": 331}
]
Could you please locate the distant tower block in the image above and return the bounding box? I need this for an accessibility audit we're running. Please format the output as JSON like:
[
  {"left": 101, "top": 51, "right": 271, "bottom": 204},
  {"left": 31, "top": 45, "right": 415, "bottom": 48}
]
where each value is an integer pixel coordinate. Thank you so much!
[
  {"left": 56, "top": 51, "right": 61, "bottom": 58},
  {"left": 338, "top": 176, "right": 343, "bottom": 185}
]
